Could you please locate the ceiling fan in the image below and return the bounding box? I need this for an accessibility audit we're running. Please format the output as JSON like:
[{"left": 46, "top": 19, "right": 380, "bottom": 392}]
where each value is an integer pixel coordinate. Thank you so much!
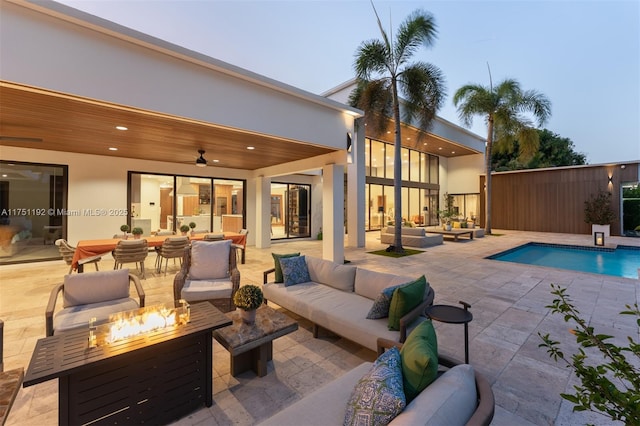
[{"left": 196, "top": 149, "right": 207, "bottom": 167}]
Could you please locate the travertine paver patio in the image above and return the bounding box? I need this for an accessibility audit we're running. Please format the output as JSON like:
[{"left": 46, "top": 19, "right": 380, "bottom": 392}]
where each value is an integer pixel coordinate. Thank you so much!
[{"left": 1, "top": 230, "right": 638, "bottom": 425}]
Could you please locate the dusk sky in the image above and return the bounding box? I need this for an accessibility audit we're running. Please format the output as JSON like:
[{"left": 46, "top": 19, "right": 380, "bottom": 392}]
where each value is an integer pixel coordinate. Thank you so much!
[{"left": 57, "top": 0, "right": 640, "bottom": 165}]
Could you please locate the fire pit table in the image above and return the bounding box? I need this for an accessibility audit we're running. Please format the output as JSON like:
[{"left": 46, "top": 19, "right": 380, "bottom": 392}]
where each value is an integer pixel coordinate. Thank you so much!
[
  {"left": 23, "top": 302, "right": 231, "bottom": 425},
  {"left": 213, "top": 304, "right": 298, "bottom": 377}
]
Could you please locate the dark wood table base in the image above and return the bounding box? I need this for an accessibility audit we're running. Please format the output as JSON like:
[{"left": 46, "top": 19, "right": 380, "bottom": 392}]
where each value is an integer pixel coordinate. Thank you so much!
[{"left": 231, "top": 341, "right": 273, "bottom": 377}]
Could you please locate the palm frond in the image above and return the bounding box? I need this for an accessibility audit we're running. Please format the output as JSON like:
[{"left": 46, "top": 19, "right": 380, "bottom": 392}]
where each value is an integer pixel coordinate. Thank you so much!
[
  {"left": 516, "top": 126, "right": 541, "bottom": 161},
  {"left": 354, "top": 40, "right": 390, "bottom": 79},
  {"left": 394, "top": 10, "right": 437, "bottom": 68},
  {"left": 369, "top": 0, "right": 392, "bottom": 62},
  {"left": 399, "top": 62, "right": 446, "bottom": 132},
  {"left": 350, "top": 78, "right": 393, "bottom": 136},
  {"left": 520, "top": 89, "right": 552, "bottom": 126},
  {"left": 452, "top": 84, "right": 493, "bottom": 128}
]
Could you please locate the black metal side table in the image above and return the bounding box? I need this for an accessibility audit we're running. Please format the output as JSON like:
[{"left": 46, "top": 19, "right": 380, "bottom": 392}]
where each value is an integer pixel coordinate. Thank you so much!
[{"left": 425, "top": 301, "right": 473, "bottom": 363}]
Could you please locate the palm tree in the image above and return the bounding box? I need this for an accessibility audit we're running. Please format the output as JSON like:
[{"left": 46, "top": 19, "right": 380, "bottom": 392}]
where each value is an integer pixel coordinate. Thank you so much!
[
  {"left": 453, "top": 78, "right": 551, "bottom": 234},
  {"left": 349, "top": 6, "right": 446, "bottom": 253}
]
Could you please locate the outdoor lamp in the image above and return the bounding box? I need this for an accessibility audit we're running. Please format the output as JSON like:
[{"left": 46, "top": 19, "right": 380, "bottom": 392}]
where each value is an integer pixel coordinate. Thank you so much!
[{"left": 594, "top": 232, "right": 604, "bottom": 246}]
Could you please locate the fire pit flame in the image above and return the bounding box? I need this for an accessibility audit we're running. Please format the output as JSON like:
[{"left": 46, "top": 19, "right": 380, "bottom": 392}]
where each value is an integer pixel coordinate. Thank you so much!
[{"left": 89, "top": 301, "right": 190, "bottom": 347}]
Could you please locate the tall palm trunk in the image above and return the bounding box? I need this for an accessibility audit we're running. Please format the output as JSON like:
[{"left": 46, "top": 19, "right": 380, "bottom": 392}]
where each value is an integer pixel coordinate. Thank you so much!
[
  {"left": 484, "top": 116, "right": 494, "bottom": 234},
  {"left": 391, "top": 77, "right": 404, "bottom": 253}
]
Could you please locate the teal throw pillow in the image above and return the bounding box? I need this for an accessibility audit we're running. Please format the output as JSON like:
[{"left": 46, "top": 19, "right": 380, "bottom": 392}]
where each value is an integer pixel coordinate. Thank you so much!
[
  {"left": 388, "top": 275, "right": 427, "bottom": 331},
  {"left": 279, "top": 255, "right": 311, "bottom": 287},
  {"left": 366, "top": 283, "right": 405, "bottom": 319},
  {"left": 400, "top": 320, "right": 438, "bottom": 402},
  {"left": 272, "top": 252, "right": 300, "bottom": 283},
  {"left": 344, "top": 346, "right": 406, "bottom": 426}
]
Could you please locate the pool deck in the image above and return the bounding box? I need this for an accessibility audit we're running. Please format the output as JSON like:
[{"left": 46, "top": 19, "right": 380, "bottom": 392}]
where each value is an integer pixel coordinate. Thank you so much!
[{"left": 1, "top": 230, "right": 639, "bottom": 425}]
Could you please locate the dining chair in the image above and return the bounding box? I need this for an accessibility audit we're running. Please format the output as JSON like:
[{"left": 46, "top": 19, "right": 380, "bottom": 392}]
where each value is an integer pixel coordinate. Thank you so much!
[
  {"left": 113, "top": 239, "right": 149, "bottom": 278},
  {"left": 204, "top": 233, "right": 225, "bottom": 241},
  {"left": 155, "top": 236, "right": 190, "bottom": 274},
  {"left": 55, "top": 239, "right": 102, "bottom": 274},
  {"left": 237, "top": 229, "right": 248, "bottom": 264}
]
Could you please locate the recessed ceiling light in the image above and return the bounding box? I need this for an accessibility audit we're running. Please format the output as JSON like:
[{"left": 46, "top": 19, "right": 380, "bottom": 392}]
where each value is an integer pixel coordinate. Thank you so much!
[
  {"left": 109, "top": 147, "right": 118, "bottom": 151},
  {"left": 1, "top": 174, "right": 6, "bottom": 178},
  {"left": 115, "top": 126, "right": 128, "bottom": 131},
  {"left": 247, "top": 146, "right": 255, "bottom": 150},
  {"left": 423, "top": 142, "right": 427, "bottom": 145},
  {"left": 213, "top": 159, "right": 220, "bottom": 163},
  {"left": 438, "top": 147, "right": 442, "bottom": 150},
  {"left": 451, "top": 151, "right": 456, "bottom": 154}
]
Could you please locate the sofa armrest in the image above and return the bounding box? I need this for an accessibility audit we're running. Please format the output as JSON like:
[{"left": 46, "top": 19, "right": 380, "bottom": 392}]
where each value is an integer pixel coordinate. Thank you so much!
[
  {"left": 377, "top": 337, "right": 403, "bottom": 356},
  {"left": 129, "top": 274, "right": 145, "bottom": 307},
  {"left": 45, "top": 283, "right": 64, "bottom": 336},
  {"left": 263, "top": 268, "right": 275, "bottom": 284},
  {"left": 173, "top": 247, "right": 191, "bottom": 301},
  {"left": 398, "top": 299, "right": 429, "bottom": 343}
]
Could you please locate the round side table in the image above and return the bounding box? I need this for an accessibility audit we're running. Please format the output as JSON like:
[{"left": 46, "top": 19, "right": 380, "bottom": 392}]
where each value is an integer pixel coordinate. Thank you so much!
[{"left": 425, "top": 301, "right": 472, "bottom": 363}]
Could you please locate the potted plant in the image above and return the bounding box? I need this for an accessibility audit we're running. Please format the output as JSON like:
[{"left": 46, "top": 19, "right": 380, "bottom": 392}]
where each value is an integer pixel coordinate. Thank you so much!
[
  {"left": 179, "top": 224, "right": 190, "bottom": 236},
  {"left": 584, "top": 190, "right": 616, "bottom": 238},
  {"left": 233, "top": 284, "right": 264, "bottom": 324},
  {"left": 189, "top": 221, "right": 197, "bottom": 236},
  {"left": 120, "top": 224, "right": 130, "bottom": 239},
  {"left": 317, "top": 227, "right": 323, "bottom": 240},
  {"left": 131, "top": 227, "right": 144, "bottom": 239},
  {"left": 438, "top": 192, "right": 456, "bottom": 231}
]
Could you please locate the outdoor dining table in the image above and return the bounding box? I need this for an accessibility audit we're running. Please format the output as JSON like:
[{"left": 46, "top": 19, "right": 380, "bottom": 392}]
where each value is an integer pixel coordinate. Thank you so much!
[{"left": 71, "top": 232, "right": 246, "bottom": 271}]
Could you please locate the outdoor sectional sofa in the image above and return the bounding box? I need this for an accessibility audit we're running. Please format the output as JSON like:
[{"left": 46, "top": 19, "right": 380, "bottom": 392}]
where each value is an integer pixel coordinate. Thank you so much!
[
  {"left": 380, "top": 226, "right": 443, "bottom": 248},
  {"left": 262, "top": 255, "right": 434, "bottom": 352},
  {"left": 261, "top": 337, "right": 494, "bottom": 426}
]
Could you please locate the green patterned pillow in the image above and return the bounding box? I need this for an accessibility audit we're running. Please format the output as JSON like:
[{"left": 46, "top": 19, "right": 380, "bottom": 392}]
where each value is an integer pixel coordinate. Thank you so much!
[
  {"left": 272, "top": 252, "right": 300, "bottom": 283},
  {"left": 388, "top": 275, "right": 427, "bottom": 331},
  {"left": 344, "top": 346, "right": 406, "bottom": 425},
  {"left": 279, "top": 255, "right": 311, "bottom": 287},
  {"left": 400, "top": 320, "right": 439, "bottom": 402}
]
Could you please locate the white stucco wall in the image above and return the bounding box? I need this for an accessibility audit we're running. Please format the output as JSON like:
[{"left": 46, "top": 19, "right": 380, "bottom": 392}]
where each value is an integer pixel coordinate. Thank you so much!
[
  {"left": 446, "top": 154, "right": 485, "bottom": 194},
  {"left": 1, "top": 0, "right": 359, "bottom": 150}
]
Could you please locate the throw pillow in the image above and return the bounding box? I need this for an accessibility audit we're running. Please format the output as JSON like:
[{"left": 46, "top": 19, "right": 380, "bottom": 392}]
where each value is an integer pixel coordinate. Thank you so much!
[
  {"left": 279, "top": 255, "right": 311, "bottom": 287},
  {"left": 388, "top": 275, "right": 427, "bottom": 331},
  {"left": 272, "top": 252, "right": 300, "bottom": 283},
  {"left": 344, "top": 347, "right": 406, "bottom": 426},
  {"left": 366, "top": 283, "right": 405, "bottom": 319},
  {"left": 400, "top": 320, "right": 438, "bottom": 403}
]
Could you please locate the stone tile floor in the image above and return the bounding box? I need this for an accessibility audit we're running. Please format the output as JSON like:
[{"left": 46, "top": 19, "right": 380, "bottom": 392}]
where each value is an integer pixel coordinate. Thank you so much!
[{"left": 1, "top": 230, "right": 638, "bottom": 425}]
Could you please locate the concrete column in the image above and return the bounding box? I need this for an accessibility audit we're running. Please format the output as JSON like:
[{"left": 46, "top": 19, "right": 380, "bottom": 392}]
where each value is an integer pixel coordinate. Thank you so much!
[
  {"left": 322, "top": 164, "right": 344, "bottom": 262},
  {"left": 255, "top": 175, "right": 271, "bottom": 249},
  {"left": 347, "top": 117, "right": 365, "bottom": 248}
]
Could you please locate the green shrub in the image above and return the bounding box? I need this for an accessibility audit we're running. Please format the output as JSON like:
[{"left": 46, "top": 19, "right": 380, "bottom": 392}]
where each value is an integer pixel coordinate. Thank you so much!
[
  {"left": 189, "top": 222, "right": 196, "bottom": 229},
  {"left": 538, "top": 284, "right": 640, "bottom": 423},
  {"left": 584, "top": 191, "right": 616, "bottom": 225},
  {"left": 131, "top": 227, "right": 143, "bottom": 235},
  {"left": 233, "top": 285, "right": 264, "bottom": 310},
  {"left": 179, "top": 224, "right": 190, "bottom": 233},
  {"left": 120, "top": 224, "right": 130, "bottom": 232}
]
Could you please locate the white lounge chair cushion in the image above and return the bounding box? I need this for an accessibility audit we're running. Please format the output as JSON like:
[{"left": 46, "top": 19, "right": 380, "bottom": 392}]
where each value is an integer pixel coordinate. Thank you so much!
[
  {"left": 391, "top": 364, "right": 477, "bottom": 426},
  {"left": 189, "top": 240, "right": 231, "bottom": 280},
  {"left": 63, "top": 268, "right": 130, "bottom": 308},
  {"left": 306, "top": 256, "right": 356, "bottom": 292},
  {"left": 181, "top": 279, "right": 233, "bottom": 302},
  {"left": 54, "top": 297, "right": 139, "bottom": 334}
]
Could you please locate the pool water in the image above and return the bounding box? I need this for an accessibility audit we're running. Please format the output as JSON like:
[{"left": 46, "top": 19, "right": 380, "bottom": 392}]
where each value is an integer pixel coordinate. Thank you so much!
[{"left": 487, "top": 243, "right": 640, "bottom": 279}]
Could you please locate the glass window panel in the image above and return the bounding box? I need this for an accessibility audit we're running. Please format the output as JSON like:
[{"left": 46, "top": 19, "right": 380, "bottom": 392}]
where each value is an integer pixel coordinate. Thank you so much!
[
  {"left": 420, "top": 153, "right": 428, "bottom": 183},
  {"left": 370, "top": 184, "right": 384, "bottom": 229},
  {"left": 385, "top": 144, "right": 395, "bottom": 180},
  {"left": 429, "top": 155, "right": 439, "bottom": 184},
  {"left": 132, "top": 173, "right": 174, "bottom": 235},
  {"left": 0, "top": 161, "right": 67, "bottom": 264},
  {"left": 401, "top": 147, "right": 409, "bottom": 181},
  {"left": 370, "top": 140, "right": 385, "bottom": 178},
  {"left": 214, "top": 179, "right": 244, "bottom": 232},
  {"left": 409, "top": 151, "right": 420, "bottom": 182},
  {"left": 408, "top": 187, "right": 420, "bottom": 224}
]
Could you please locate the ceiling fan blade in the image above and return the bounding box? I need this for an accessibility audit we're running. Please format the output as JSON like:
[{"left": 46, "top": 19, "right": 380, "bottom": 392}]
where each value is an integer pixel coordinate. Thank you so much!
[{"left": 0, "top": 136, "right": 43, "bottom": 143}]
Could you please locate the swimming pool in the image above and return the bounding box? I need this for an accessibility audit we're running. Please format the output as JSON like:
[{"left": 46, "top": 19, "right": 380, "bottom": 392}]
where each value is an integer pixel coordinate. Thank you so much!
[{"left": 487, "top": 243, "right": 640, "bottom": 279}]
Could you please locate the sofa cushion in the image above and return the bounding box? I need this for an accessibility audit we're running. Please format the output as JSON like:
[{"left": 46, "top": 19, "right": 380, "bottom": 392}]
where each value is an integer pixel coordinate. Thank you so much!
[
  {"left": 189, "top": 240, "right": 231, "bottom": 280},
  {"left": 400, "top": 320, "right": 438, "bottom": 402},
  {"left": 279, "top": 255, "right": 311, "bottom": 287},
  {"left": 272, "top": 252, "right": 300, "bottom": 283},
  {"left": 354, "top": 268, "right": 415, "bottom": 301},
  {"left": 344, "top": 347, "right": 406, "bottom": 426},
  {"left": 388, "top": 275, "right": 427, "bottom": 331},
  {"left": 366, "top": 283, "right": 405, "bottom": 319},
  {"left": 259, "top": 362, "right": 372, "bottom": 426},
  {"left": 54, "top": 297, "right": 140, "bottom": 334},
  {"left": 391, "top": 364, "right": 477, "bottom": 425},
  {"left": 63, "top": 269, "right": 130, "bottom": 308},
  {"left": 181, "top": 279, "right": 233, "bottom": 302},
  {"left": 306, "top": 256, "right": 356, "bottom": 292}
]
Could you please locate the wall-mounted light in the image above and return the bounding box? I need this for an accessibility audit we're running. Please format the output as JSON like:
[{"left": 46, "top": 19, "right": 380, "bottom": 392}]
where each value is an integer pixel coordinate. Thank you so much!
[
  {"left": 608, "top": 175, "right": 613, "bottom": 184},
  {"left": 594, "top": 231, "right": 605, "bottom": 246},
  {"left": 346, "top": 132, "right": 352, "bottom": 152}
]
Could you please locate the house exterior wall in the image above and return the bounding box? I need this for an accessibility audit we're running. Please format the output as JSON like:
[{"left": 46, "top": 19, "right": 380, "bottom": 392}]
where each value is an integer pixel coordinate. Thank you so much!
[{"left": 480, "top": 163, "right": 640, "bottom": 236}]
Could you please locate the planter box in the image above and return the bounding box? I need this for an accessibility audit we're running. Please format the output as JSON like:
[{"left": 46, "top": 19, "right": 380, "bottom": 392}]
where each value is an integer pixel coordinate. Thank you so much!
[{"left": 592, "top": 224, "right": 610, "bottom": 239}]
